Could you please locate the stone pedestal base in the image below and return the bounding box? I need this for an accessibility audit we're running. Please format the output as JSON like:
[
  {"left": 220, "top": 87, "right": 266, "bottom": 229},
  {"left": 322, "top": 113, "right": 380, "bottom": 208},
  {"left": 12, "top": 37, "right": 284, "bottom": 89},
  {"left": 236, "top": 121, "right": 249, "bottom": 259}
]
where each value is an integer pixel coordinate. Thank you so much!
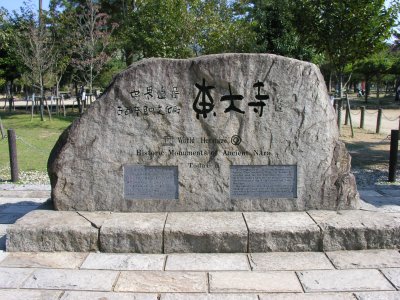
[{"left": 6, "top": 210, "right": 400, "bottom": 253}]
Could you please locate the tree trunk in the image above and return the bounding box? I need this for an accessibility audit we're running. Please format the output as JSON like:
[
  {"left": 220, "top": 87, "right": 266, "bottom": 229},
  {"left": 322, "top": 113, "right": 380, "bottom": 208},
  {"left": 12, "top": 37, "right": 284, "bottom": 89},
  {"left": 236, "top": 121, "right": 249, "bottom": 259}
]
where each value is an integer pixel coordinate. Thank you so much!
[
  {"left": 8, "top": 80, "right": 14, "bottom": 113},
  {"left": 395, "top": 78, "right": 400, "bottom": 102},
  {"left": 338, "top": 73, "right": 344, "bottom": 98},
  {"left": 74, "top": 82, "right": 82, "bottom": 114},
  {"left": 376, "top": 80, "right": 380, "bottom": 99},
  {"left": 365, "top": 77, "right": 369, "bottom": 103},
  {"left": 90, "top": 63, "right": 93, "bottom": 95},
  {"left": 0, "top": 115, "right": 5, "bottom": 139},
  {"left": 125, "top": 48, "right": 134, "bottom": 66},
  {"left": 40, "top": 85, "right": 45, "bottom": 121}
]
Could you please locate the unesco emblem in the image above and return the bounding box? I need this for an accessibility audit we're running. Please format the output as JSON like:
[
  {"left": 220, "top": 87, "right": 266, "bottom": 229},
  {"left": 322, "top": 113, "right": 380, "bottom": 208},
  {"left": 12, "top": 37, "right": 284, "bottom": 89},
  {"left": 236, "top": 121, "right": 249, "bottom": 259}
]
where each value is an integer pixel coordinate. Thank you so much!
[{"left": 231, "top": 135, "right": 242, "bottom": 146}]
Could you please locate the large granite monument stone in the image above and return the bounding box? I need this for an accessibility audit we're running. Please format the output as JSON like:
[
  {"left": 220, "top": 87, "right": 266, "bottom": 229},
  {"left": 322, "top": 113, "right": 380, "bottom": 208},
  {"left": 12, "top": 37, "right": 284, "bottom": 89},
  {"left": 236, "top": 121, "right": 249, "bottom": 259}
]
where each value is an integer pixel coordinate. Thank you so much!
[{"left": 48, "top": 53, "right": 359, "bottom": 212}]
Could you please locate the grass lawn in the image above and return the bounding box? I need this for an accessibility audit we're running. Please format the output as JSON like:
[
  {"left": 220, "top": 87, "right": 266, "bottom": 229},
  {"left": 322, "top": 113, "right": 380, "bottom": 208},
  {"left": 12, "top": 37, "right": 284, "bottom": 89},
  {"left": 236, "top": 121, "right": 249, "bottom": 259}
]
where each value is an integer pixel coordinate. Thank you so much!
[{"left": 0, "top": 111, "right": 76, "bottom": 181}]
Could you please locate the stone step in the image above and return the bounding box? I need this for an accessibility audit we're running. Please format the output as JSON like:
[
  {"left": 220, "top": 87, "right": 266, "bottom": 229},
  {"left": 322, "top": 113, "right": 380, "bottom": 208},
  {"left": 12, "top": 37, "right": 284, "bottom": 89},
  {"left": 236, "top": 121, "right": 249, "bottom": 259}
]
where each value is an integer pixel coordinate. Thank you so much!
[{"left": 6, "top": 209, "right": 400, "bottom": 253}]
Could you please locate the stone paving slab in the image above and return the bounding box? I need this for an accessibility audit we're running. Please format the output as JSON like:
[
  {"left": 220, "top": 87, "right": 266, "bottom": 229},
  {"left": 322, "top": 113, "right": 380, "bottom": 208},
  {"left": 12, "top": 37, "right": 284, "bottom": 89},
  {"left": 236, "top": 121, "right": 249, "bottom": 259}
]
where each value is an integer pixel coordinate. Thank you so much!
[
  {"left": 326, "top": 250, "right": 400, "bottom": 269},
  {"left": 380, "top": 268, "right": 400, "bottom": 290},
  {"left": 164, "top": 212, "right": 247, "bottom": 253},
  {"left": 0, "top": 252, "right": 87, "bottom": 269},
  {"left": 0, "top": 267, "right": 34, "bottom": 288},
  {"left": 61, "top": 291, "right": 158, "bottom": 300},
  {"left": 378, "top": 189, "right": 400, "bottom": 197},
  {"left": 248, "top": 252, "right": 334, "bottom": 271},
  {"left": 6, "top": 210, "right": 98, "bottom": 252},
  {"left": 0, "top": 224, "right": 7, "bottom": 251},
  {"left": 0, "top": 212, "right": 25, "bottom": 224},
  {"left": 100, "top": 213, "right": 167, "bottom": 253},
  {"left": 0, "top": 224, "right": 7, "bottom": 234},
  {"left": 0, "top": 184, "right": 51, "bottom": 191},
  {"left": 0, "top": 238, "right": 4, "bottom": 251},
  {"left": 0, "top": 204, "right": 40, "bottom": 214},
  {"left": 359, "top": 190, "right": 384, "bottom": 198},
  {"left": 209, "top": 271, "right": 303, "bottom": 293},
  {"left": 258, "top": 294, "right": 356, "bottom": 299},
  {"left": 0, "top": 289, "right": 62, "bottom": 300},
  {"left": 308, "top": 211, "right": 400, "bottom": 251},
  {"left": 297, "top": 269, "right": 395, "bottom": 292},
  {"left": 0, "top": 197, "right": 48, "bottom": 205},
  {"left": 165, "top": 253, "right": 250, "bottom": 271},
  {"left": 22, "top": 269, "right": 119, "bottom": 291},
  {"left": 0, "top": 190, "right": 50, "bottom": 198},
  {"left": 359, "top": 200, "right": 400, "bottom": 213},
  {"left": 114, "top": 271, "right": 207, "bottom": 293},
  {"left": 0, "top": 251, "right": 7, "bottom": 263},
  {"left": 244, "top": 212, "right": 321, "bottom": 252},
  {"left": 81, "top": 253, "right": 165, "bottom": 270},
  {"left": 355, "top": 291, "right": 400, "bottom": 300},
  {"left": 360, "top": 196, "right": 400, "bottom": 212},
  {"left": 161, "top": 294, "right": 259, "bottom": 300}
]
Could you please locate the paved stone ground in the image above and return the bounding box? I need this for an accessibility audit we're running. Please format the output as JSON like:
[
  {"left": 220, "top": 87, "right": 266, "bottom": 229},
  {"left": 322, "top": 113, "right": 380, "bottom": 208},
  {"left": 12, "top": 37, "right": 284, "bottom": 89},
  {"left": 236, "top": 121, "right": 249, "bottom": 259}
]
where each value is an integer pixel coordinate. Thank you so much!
[{"left": 0, "top": 184, "right": 399, "bottom": 299}]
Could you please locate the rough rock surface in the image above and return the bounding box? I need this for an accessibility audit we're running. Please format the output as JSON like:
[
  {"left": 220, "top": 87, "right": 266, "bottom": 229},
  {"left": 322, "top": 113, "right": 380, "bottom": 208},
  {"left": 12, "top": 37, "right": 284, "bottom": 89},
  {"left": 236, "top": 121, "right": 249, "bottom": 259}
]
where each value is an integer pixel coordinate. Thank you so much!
[
  {"left": 164, "top": 212, "right": 248, "bottom": 253},
  {"left": 245, "top": 212, "right": 321, "bottom": 252},
  {"left": 100, "top": 213, "right": 166, "bottom": 253},
  {"left": 6, "top": 210, "right": 98, "bottom": 252},
  {"left": 48, "top": 53, "right": 359, "bottom": 212},
  {"left": 309, "top": 210, "right": 400, "bottom": 251}
]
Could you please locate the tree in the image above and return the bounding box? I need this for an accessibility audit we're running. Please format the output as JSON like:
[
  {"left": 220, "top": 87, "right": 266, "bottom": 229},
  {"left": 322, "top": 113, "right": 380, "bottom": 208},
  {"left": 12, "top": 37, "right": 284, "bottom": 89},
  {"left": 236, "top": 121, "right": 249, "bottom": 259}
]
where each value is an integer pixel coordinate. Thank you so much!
[
  {"left": 189, "top": 0, "right": 256, "bottom": 55},
  {"left": 102, "top": 0, "right": 195, "bottom": 61},
  {"left": 13, "top": 7, "right": 55, "bottom": 120},
  {"left": 100, "top": 0, "right": 256, "bottom": 63},
  {"left": 98, "top": 0, "right": 137, "bottom": 65},
  {"left": 353, "top": 50, "right": 393, "bottom": 102},
  {"left": 0, "top": 9, "right": 20, "bottom": 111},
  {"left": 48, "top": 1, "right": 75, "bottom": 99},
  {"left": 70, "top": 0, "right": 117, "bottom": 95},
  {"left": 248, "top": 0, "right": 317, "bottom": 61},
  {"left": 298, "top": 0, "right": 398, "bottom": 97}
]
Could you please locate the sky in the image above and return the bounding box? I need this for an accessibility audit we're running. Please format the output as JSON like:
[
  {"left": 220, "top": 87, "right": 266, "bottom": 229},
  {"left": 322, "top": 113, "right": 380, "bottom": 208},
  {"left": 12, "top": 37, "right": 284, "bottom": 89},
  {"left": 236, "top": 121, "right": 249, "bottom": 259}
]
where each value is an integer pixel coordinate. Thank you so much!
[{"left": 0, "top": 0, "right": 50, "bottom": 13}]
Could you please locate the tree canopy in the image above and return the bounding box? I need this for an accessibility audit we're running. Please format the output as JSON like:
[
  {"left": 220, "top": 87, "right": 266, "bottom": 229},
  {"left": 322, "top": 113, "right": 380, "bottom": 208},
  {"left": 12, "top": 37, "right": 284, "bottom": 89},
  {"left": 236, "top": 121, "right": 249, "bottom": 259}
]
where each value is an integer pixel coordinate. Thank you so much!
[
  {"left": 297, "top": 0, "right": 399, "bottom": 95},
  {"left": 1, "top": 0, "right": 400, "bottom": 105}
]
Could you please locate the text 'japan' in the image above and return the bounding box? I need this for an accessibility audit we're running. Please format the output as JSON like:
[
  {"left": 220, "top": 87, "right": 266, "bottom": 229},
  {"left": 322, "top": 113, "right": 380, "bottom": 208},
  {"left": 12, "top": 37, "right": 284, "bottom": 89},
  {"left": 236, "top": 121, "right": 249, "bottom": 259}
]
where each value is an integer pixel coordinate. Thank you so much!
[{"left": 193, "top": 78, "right": 269, "bottom": 119}]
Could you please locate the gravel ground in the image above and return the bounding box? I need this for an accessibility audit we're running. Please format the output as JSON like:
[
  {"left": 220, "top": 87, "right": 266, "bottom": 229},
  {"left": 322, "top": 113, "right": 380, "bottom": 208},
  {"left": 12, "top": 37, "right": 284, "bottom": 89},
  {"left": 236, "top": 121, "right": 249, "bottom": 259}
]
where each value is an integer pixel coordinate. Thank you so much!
[
  {"left": 352, "top": 167, "right": 400, "bottom": 189},
  {"left": 0, "top": 167, "right": 50, "bottom": 185}
]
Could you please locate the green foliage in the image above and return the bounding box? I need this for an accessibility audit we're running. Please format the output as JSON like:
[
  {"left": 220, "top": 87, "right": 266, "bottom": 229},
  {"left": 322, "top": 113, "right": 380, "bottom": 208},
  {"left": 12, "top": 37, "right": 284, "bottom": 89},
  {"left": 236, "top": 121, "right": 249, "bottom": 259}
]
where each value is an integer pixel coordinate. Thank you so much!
[
  {"left": 94, "top": 54, "right": 126, "bottom": 89},
  {"left": 0, "top": 9, "right": 20, "bottom": 88},
  {"left": 189, "top": 0, "right": 256, "bottom": 55},
  {"left": 2, "top": 0, "right": 400, "bottom": 97},
  {"left": 249, "top": 0, "right": 317, "bottom": 60},
  {"left": 101, "top": 0, "right": 194, "bottom": 62},
  {"left": 353, "top": 51, "right": 394, "bottom": 78},
  {"left": 297, "top": 0, "right": 398, "bottom": 73}
]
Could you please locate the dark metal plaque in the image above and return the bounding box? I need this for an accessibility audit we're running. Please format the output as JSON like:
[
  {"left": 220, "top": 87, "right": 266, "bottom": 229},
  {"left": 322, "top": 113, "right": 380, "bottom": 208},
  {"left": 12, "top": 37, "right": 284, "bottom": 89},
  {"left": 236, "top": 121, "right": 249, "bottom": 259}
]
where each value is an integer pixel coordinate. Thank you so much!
[
  {"left": 230, "top": 165, "right": 297, "bottom": 199},
  {"left": 124, "top": 165, "right": 178, "bottom": 200}
]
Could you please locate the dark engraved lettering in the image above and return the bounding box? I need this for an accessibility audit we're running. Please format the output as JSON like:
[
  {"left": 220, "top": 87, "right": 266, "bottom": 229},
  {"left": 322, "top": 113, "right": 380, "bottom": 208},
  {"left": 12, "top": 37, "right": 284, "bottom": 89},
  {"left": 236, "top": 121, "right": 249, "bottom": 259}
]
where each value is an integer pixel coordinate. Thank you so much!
[
  {"left": 193, "top": 78, "right": 215, "bottom": 119},
  {"left": 157, "top": 86, "right": 166, "bottom": 99},
  {"left": 220, "top": 83, "right": 245, "bottom": 114},
  {"left": 130, "top": 89, "right": 140, "bottom": 98},
  {"left": 172, "top": 86, "right": 180, "bottom": 98},
  {"left": 144, "top": 86, "right": 153, "bottom": 98},
  {"left": 249, "top": 81, "right": 269, "bottom": 117}
]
